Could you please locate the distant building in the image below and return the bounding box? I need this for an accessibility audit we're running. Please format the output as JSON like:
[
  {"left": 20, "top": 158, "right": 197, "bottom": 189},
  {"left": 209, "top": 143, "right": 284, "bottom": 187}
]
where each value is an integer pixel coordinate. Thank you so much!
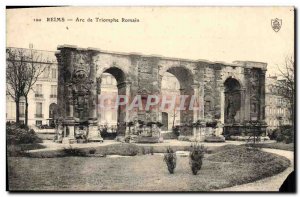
[
  {"left": 98, "top": 73, "right": 118, "bottom": 127},
  {"left": 265, "top": 76, "right": 292, "bottom": 131},
  {"left": 6, "top": 47, "right": 58, "bottom": 127}
]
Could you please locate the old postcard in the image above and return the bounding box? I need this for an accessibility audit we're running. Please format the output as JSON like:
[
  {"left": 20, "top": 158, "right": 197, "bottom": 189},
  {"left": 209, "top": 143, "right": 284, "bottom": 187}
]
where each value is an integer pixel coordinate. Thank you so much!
[{"left": 6, "top": 6, "right": 295, "bottom": 192}]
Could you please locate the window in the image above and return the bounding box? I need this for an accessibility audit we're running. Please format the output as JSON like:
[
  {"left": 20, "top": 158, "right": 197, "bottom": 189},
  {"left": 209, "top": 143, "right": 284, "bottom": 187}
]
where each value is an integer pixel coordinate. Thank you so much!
[
  {"left": 51, "top": 85, "right": 57, "bottom": 98},
  {"left": 19, "top": 102, "right": 25, "bottom": 117},
  {"left": 43, "top": 68, "right": 49, "bottom": 78},
  {"left": 51, "top": 68, "right": 57, "bottom": 79},
  {"left": 36, "top": 120, "right": 42, "bottom": 126},
  {"left": 36, "top": 102, "right": 43, "bottom": 118},
  {"left": 36, "top": 84, "right": 43, "bottom": 97}
]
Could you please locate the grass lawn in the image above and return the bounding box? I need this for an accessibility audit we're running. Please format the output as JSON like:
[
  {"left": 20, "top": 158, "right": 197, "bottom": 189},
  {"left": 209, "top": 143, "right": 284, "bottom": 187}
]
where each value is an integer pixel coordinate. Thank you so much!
[
  {"left": 252, "top": 143, "right": 294, "bottom": 151},
  {"left": 8, "top": 146, "right": 290, "bottom": 191},
  {"left": 7, "top": 143, "right": 46, "bottom": 157}
]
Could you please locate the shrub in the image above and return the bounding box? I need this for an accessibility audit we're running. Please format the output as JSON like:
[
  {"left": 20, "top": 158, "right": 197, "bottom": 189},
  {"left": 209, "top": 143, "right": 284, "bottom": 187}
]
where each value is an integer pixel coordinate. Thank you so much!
[
  {"left": 180, "top": 126, "right": 193, "bottom": 136},
  {"left": 204, "top": 136, "right": 225, "bottom": 142},
  {"left": 178, "top": 136, "right": 192, "bottom": 141},
  {"left": 162, "top": 132, "right": 178, "bottom": 139},
  {"left": 89, "top": 148, "right": 96, "bottom": 154},
  {"left": 127, "top": 144, "right": 139, "bottom": 156},
  {"left": 206, "top": 119, "right": 218, "bottom": 128},
  {"left": 62, "top": 146, "right": 87, "bottom": 157},
  {"left": 189, "top": 143, "right": 206, "bottom": 175},
  {"left": 172, "top": 126, "right": 180, "bottom": 137},
  {"left": 100, "top": 125, "right": 117, "bottom": 140},
  {"left": 124, "top": 136, "right": 131, "bottom": 143},
  {"left": 267, "top": 129, "right": 280, "bottom": 140},
  {"left": 163, "top": 147, "right": 177, "bottom": 174},
  {"left": 141, "top": 147, "right": 146, "bottom": 155},
  {"left": 7, "top": 122, "right": 42, "bottom": 145},
  {"left": 277, "top": 125, "right": 294, "bottom": 144},
  {"left": 149, "top": 146, "right": 154, "bottom": 155}
]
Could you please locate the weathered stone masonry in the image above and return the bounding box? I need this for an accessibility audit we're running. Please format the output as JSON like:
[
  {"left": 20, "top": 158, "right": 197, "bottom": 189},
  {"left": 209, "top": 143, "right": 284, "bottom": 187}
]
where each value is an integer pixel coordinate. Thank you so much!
[{"left": 55, "top": 45, "right": 267, "bottom": 141}]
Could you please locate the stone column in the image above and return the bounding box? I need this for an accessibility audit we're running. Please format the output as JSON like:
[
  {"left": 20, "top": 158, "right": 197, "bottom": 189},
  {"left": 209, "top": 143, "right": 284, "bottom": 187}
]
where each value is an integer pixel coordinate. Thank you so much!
[
  {"left": 89, "top": 83, "right": 98, "bottom": 121},
  {"left": 220, "top": 85, "right": 225, "bottom": 124},
  {"left": 88, "top": 51, "right": 102, "bottom": 142},
  {"left": 88, "top": 86, "right": 102, "bottom": 142},
  {"left": 191, "top": 84, "right": 201, "bottom": 140},
  {"left": 67, "top": 84, "right": 74, "bottom": 118},
  {"left": 124, "top": 81, "right": 131, "bottom": 136},
  {"left": 244, "top": 68, "right": 252, "bottom": 121},
  {"left": 199, "top": 82, "right": 205, "bottom": 119},
  {"left": 191, "top": 84, "right": 201, "bottom": 122},
  {"left": 96, "top": 77, "right": 102, "bottom": 124},
  {"left": 218, "top": 85, "right": 225, "bottom": 137},
  {"left": 68, "top": 125, "right": 75, "bottom": 138},
  {"left": 179, "top": 88, "right": 186, "bottom": 125},
  {"left": 239, "top": 88, "right": 246, "bottom": 123},
  {"left": 65, "top": 84, "right": 75, "bottom": 141},
  {"left": 259, "top": 70, "right": 266, "bottom": 120}
]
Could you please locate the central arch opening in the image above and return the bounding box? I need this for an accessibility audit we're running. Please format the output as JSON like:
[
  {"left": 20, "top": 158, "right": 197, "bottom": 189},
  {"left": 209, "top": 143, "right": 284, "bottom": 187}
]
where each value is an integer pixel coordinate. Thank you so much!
[
  {"left": 161, "top": 67, "right": 195, "bottom": 132},
  {"left": 97, "top": 67, "right": 127, "bottom": 137},
  {"left": 161, "top": 72, "right": 180, "bottom": 131},
  {"left": 99, "top": 73, "right": 118, "bottom": 127}
]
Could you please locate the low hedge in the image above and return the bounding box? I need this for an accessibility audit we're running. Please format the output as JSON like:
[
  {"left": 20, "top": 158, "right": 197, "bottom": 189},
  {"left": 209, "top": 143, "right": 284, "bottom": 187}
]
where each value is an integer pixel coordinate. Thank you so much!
[{"left": 204, "top": 136, "right": 225, "bottom": 143}]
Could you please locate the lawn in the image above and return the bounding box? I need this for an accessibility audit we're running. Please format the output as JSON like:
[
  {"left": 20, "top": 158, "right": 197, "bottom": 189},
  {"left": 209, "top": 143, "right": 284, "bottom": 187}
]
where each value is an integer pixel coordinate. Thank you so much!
[
  {"left": 252, "top": 143, "right": 294, "bottom": 151},
  {"left": 7, "top": 146, "right": 290, "bottom": 191},
  {"left": 7, "top": 143, "right": 46, "bottom": 157}
]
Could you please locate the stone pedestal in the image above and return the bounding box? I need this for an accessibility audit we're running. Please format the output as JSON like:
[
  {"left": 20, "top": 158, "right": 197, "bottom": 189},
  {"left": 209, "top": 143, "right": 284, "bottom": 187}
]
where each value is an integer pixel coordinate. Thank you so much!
[
  {"left": 215, "top": 124, "right": 224, "bottom": 136},
  {"left": 88, "top": 125, "right": 103, "bottom": 142},
  {"left": 68, "top": 125, "right": 75, "bottom": 139},
  {"left": 193, "top": 127, "right": 205, "bottom": 142},
  {"left": 63, "top": 118, "right": 76, "bottom": 139},
  {"left": 125, "top": 126, "right": 130, "bottom": 136}
]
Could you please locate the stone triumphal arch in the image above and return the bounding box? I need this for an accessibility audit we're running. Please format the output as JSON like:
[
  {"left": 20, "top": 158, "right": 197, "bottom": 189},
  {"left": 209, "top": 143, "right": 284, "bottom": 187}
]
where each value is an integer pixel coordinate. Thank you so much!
[{"left": 55, "top": 45, "right": 267, "bottom": 142}]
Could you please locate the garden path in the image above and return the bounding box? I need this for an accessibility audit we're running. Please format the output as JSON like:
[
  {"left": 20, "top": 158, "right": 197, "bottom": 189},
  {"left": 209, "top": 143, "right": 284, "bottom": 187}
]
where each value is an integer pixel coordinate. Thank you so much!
[{"left": 215, "top": 148, "right": 294, "bottom": 192}]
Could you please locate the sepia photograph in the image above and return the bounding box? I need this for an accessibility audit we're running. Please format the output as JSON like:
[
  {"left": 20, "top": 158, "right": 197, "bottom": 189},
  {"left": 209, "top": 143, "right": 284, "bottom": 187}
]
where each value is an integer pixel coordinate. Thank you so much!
[{"left": 5, "top": 6, "right": 295, "bottom": 192}]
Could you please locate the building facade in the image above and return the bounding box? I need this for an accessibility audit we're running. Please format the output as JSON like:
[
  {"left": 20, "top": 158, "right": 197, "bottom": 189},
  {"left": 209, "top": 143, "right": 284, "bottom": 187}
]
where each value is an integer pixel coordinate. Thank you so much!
[
  {"left": 265, "top": 76, "right": 292, "bottom": 131},
  {"left": 6, "top": 47, "right": 58, "bottom": 127}
]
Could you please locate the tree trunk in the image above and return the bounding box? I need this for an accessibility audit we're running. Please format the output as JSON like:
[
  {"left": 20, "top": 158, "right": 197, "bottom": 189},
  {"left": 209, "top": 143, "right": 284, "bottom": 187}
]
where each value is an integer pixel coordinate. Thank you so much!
[
  {"left": 172, "top": 115, "right": 175, "bottom": 129},
  {"left": 15, "top": 100, "right": 20, "bottom": 123},
  {"left": 25, "top": 95, "right": 29, "bottom": 126}
]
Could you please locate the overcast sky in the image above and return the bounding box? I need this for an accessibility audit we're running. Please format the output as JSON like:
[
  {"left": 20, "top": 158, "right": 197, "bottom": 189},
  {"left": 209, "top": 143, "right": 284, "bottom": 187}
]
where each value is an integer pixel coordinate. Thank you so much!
[{"left": 7, "top": 7, "right": 294, "bottom": 75}]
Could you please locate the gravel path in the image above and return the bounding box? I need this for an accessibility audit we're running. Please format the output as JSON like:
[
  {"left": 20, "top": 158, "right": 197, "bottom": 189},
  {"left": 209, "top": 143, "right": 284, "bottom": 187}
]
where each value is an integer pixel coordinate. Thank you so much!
[{"left": 215, "top": 148, "right": 294, "bottom": 192}]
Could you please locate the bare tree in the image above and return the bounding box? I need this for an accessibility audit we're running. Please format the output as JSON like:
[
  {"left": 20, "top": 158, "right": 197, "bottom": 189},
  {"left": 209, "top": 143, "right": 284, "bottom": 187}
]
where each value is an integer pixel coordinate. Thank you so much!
[
  {"left": 6, "top": 48, "right": 28, "bottom": 123},
  {"left": 171, "top": 107, "right": 178, "bottom": 129},
  {"left": 276, "top": 55, "right": 295, "bottom": 128},
  {"left": 6, "top": 47, "right": 49, "bottom": 126},
  {"left": 22, "top": 49, "right": 49, "bottom": 126}
]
